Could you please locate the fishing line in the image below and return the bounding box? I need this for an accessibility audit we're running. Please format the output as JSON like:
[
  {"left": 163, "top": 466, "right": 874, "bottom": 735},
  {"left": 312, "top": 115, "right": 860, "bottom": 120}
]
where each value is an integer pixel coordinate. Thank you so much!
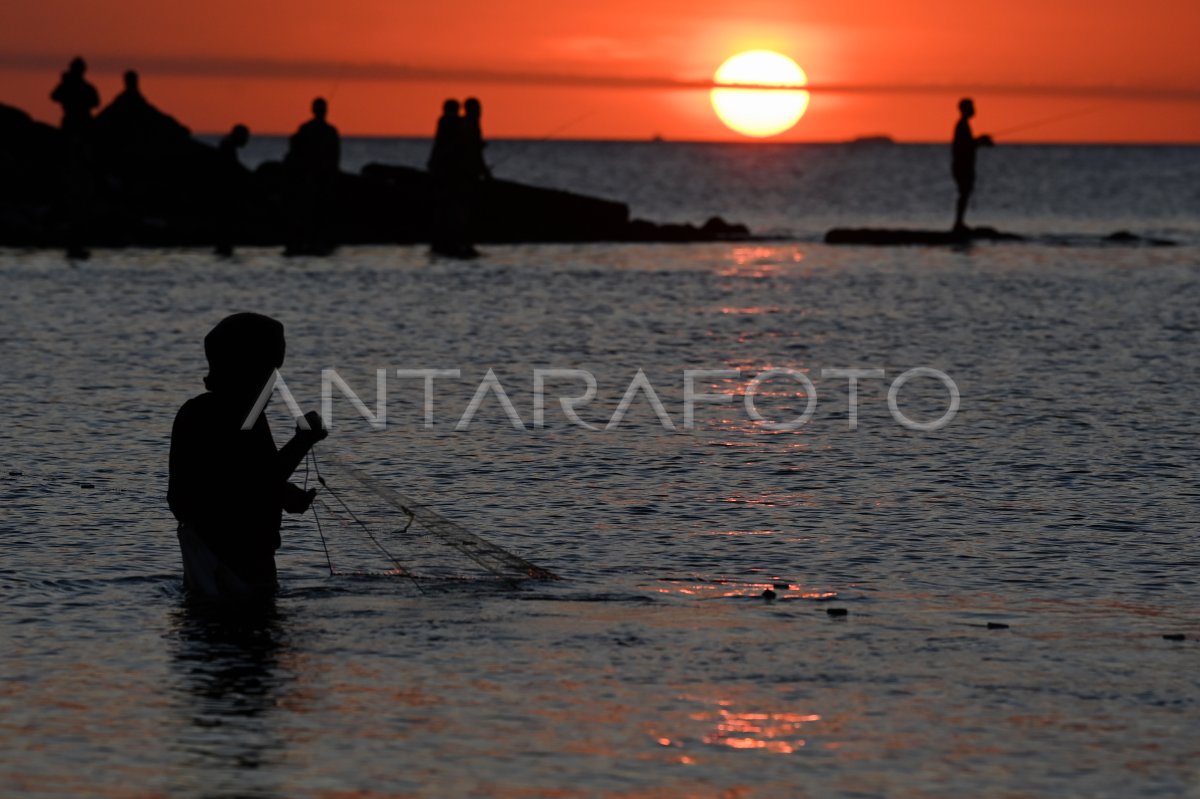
[
  {"left": 310, "top": 447, "right": 425, "bottom": 593},
  {"left": 961, "top": 102, "right": 1109, "bottom": 220},
  {"left": 325, "top": 452, "right": 559, "bottom": 583},
  {"left": 304, "top": 451, "right": 335, "bottom": 577},
  {"left": 327, "top": 62, "right": 349, "bottom": 103},
  {"left": 489, "top": 110, "right": 594, "bottom": 172},
  {"left": 992, "top": 102, "right": 1112, "bottom": 137}
]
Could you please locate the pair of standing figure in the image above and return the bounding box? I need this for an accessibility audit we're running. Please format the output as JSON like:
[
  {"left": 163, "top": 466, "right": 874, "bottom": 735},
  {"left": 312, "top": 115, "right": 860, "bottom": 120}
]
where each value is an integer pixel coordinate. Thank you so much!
[{"left": 428, "top": 98, "right": 490, "bottom": 258}]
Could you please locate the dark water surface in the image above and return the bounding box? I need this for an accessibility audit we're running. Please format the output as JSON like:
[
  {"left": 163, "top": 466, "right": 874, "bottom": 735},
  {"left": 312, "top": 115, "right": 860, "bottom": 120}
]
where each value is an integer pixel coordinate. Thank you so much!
[{"left": 2, "top": 143, "right": 1199, "bottom": 797}]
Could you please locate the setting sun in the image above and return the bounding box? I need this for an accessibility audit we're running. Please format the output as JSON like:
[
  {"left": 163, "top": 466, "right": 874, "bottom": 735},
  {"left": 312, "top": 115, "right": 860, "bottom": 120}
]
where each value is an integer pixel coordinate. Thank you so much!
[{"left": 710, "top": 50, "right": 810, "bottom": 138}]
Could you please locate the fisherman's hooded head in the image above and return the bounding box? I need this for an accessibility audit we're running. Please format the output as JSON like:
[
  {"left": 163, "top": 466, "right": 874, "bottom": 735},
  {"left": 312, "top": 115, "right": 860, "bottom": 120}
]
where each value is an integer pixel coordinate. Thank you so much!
[{"left": 203, "top": 313, "right": 285, "bottom": 397}]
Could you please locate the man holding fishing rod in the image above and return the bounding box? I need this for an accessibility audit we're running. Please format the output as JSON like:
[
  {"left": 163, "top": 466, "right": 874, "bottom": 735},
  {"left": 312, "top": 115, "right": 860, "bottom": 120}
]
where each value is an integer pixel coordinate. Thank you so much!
[
  {"left": 169, "top": 313, "right": 328, "bottom": 602},
  {"left": 952, "top": 97, "right": 994, "bottom": 232}
]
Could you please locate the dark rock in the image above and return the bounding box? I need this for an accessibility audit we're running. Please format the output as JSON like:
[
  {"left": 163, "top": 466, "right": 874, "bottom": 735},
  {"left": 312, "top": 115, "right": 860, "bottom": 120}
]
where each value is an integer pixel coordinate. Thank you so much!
[
  {"left": 0, "top": 93, "right": 754, "bottom": 248},
  {"left": 701, "top": 216, "right": 751, "bottom": 239},
  {"left": 1105, "top": 230, "right": 1176, "bottom": 247}
]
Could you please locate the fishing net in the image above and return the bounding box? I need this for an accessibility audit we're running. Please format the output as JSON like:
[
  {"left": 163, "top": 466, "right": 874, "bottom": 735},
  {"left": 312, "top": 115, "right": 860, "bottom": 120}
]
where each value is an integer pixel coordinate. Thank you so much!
[{"left": 300, "top": 449, "right": 558, "bottom": 587}]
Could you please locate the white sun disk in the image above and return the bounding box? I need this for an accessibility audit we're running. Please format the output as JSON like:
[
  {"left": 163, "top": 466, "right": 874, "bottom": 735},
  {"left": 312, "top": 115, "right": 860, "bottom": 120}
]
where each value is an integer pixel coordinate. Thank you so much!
[{"left": 711, "top": 50, "right": 810, "bottom": 138}]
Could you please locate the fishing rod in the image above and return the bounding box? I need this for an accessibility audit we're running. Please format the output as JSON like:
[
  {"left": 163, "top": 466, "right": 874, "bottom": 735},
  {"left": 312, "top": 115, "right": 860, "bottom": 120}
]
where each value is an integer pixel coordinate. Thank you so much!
[
  {"left": 488, "top": 110, "right": 594, "bottom": 172},
  {"left": 991, "top": 102, "right": 1111, "bottom": 138},
  {"left": 326, "top": 62, "right": 349, "bottom": 104}
]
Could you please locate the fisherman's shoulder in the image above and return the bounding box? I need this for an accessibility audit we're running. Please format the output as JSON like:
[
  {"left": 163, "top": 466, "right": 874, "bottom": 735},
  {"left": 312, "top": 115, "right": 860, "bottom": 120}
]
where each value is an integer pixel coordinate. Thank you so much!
[{"left": 174, "top": 392, "right": 238, "bottom": 428}]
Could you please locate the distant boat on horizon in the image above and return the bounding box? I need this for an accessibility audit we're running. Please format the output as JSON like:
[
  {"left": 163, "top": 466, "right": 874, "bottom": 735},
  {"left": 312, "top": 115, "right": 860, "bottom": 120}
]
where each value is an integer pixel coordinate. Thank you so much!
[{"left": 849, "top": 134, "right": 895, "bottom": 145}]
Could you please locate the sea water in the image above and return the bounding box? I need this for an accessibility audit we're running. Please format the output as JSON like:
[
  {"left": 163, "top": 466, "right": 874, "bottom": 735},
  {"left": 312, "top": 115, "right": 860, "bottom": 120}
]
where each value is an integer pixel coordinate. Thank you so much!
[{"left": 1, "top": 142, "right": 1199, "bottom": 798}]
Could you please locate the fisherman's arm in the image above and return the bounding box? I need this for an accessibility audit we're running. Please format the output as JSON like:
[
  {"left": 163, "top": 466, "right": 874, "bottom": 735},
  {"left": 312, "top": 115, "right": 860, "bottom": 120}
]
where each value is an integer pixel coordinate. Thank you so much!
[{"left": 281, "top": 482, "right": 315, "bottom": 514}]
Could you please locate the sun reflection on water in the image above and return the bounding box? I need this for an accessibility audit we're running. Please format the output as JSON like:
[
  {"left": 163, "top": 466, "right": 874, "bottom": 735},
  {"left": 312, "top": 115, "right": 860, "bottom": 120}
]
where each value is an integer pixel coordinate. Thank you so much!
[
  {"left": 654, "top": 696, "right": 822, "bottom": 757},
  {"left": 717, "top": 246, "right": 806, "bottom": 279},
  {"left": 652, "top": 577, "right": 837, "bottom": 601}
]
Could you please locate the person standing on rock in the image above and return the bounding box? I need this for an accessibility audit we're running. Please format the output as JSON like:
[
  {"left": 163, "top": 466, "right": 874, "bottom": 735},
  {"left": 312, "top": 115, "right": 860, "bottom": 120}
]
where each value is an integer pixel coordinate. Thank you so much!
[
  {"left": 427, "top": 99, "right": 462, "bottom": 255},
  {"left": 951, "top": 97, "right": 993, "bottom": 232},
  {"left": 214, "top": 124, "right": 252, "bottom": 257},
  {"left": 51, "top": 57, "right": 100, "bottom": 138},
  {"left": 50, "top": 57, "right": 101, "bottom": 259},
  {"left": 283, "top": 97, "right": 340, "bottom": 255}
]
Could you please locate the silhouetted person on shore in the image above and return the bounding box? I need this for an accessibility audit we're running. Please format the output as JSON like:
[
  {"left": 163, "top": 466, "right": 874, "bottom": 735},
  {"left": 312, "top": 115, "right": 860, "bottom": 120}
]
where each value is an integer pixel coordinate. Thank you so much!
[
  {"left": 460, "top": 97, "right": 491, "bottom": 183},
  {"left": 284, "top": 97, "right": 340, "bottom": 254},
  {"left": 454, "top": 97, "right": 491, "bottom": 257},
  {"left": 169, "top": 313, "right": 327, "bottom": 601},
  {"left": 50, "top": 57, "right": 99, "bottom": 137},
  {"left": 428, "top": 99, "right": 460, "bottom": 177},
  {"left": 218, "top": 124, "right": 250, "bottom": 166},
  {"left": 428, "top": 99, "right": 462, "bottom": 255},
  {"left": 215, "top": 124, "right": 251, "bottom": 256},
  {"left": 286, "top": 97, "right": 340, "bottom": 175},
  {"left": 952, "top": 97, "right": 993, "bottom": 232},
  {"left": 50, "top": 58, "right": 101, "bottom": 259}
]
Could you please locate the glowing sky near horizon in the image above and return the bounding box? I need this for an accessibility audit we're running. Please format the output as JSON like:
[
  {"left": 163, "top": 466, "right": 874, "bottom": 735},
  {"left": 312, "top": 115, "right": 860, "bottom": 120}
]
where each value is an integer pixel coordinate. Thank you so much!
[{"left": 2, "top": 0, "right": 1199, "bottom": 141}]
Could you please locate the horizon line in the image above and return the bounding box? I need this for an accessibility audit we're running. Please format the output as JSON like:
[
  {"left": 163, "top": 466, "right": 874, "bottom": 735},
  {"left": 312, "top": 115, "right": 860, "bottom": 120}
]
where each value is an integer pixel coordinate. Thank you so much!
[
  {"left": 192, "top": 131, "right": 1200, "bottom": 146},
  {"left": 3, "top": 52, "right": 1200, "bottom": 102}
]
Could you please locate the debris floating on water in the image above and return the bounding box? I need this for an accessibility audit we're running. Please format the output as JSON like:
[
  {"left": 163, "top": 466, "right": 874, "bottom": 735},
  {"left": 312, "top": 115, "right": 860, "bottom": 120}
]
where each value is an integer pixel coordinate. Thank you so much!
[
  {"left": 78, "top": 482, "right": 95, "bottom": 489},
  {"left": 826, "top": 608, "right": 848, "bottom": 617},
  {"left": 987, "top": 622, "right": 1009, "bottom": 629},
  {"left": 772, "top": 582, "right": 789, "bottom": 590},
  {"left": 8, "top": 471, "right": 22, "bottom": 476},
  {"left": 1163, "top": 634, "right": 1186, "bottom": 641}
]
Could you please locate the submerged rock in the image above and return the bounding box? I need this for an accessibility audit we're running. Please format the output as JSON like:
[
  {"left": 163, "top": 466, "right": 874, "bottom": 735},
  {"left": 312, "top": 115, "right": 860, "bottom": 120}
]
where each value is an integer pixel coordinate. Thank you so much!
[
  {"left": 1105, "top": 230, "right": 1176, "bottom": 247},
  {"left": 824, "top": 226, "right": 1023, "bottom": 246}
]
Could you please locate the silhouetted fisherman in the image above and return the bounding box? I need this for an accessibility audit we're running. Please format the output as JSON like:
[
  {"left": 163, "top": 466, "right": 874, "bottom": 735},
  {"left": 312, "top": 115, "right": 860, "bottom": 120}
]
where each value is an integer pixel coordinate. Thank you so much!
[
  {"left": 50, "top": 57, "right": 100, "bottom": 259},
  {"left": 951, "top": 97, "right": 994, "bottom": 232},
  {"left": 215, "top": 124, "right": 251, "bottom": 256},
  {"left": 50, "top": 57, "right": 99, "bottom": 137},
  {"left": 284, "top": 97, "right": 340, "bottom": 255},
  {"left": 218, "top": 124, "right": 250, "bottom": 166},
  {"left": 169, "top": 313, "right": 328, "bottom": 601}
]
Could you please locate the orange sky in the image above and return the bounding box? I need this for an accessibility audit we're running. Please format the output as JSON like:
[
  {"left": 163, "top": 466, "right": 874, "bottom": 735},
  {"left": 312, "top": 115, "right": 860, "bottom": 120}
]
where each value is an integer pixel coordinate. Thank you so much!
[{"left": 3, "top": 0, "right": 1199, "bottom": 142}]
